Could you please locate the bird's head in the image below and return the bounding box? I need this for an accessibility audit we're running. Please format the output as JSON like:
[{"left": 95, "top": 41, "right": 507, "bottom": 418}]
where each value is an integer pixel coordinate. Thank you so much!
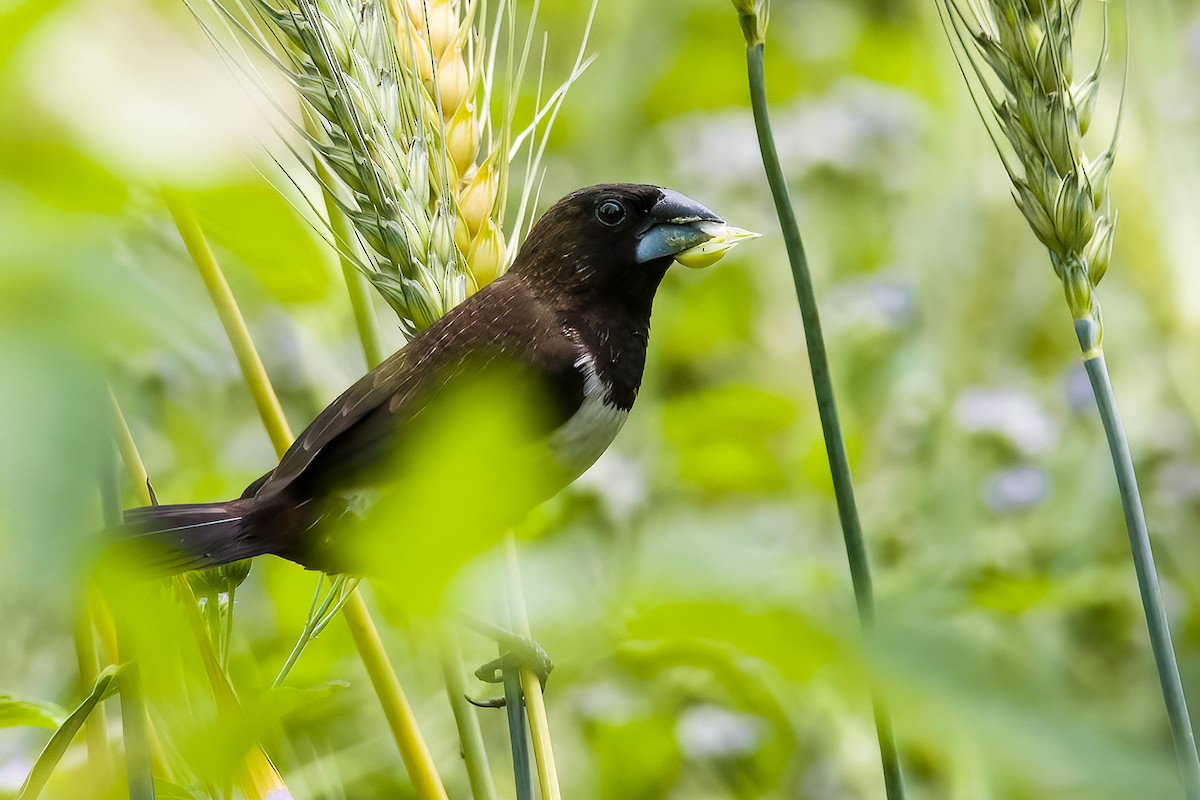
[{"left": 509, "top": 184, "right": 745, "bottom": 310}]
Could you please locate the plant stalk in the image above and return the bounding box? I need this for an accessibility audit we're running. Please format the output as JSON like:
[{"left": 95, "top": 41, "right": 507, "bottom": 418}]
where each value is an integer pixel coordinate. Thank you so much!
[
  {"left": 339, "top": 593, "right": 448, "bottom": 800},
  {"left": 273, "top": 576, "right": 356, "bottom": 688},
  {"left": 743, "top": 41, "right": 905, "bottom": 799},
  {"left": 503, "top": 536, "right": 561, "bottom": 800},
  {"left": 1079, "top": 340, "right": 1200, "bottom": 799},
  {"left": 439, "top": 630, "right": 500, "bottom": 800},
  {"left": 503, "top": 662, "right": 533, "bottom": 800},
  {"left": 163, "top": 190, "right": 447, "bottom": 799}
]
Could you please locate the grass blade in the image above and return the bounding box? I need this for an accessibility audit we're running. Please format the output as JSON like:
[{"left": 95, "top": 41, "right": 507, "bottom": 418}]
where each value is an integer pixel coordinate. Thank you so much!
[{"left": 17, "top": 666, "right": 121, "bottom": 800}]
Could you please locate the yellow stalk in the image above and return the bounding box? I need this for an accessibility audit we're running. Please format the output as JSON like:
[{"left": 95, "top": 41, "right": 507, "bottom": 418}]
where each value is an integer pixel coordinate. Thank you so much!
[
  {"left": 161, "top": 190, "right": 292, "bottom": 456},
  {"left": 341, "top": 594, "right": 448, "bottom": 800}
]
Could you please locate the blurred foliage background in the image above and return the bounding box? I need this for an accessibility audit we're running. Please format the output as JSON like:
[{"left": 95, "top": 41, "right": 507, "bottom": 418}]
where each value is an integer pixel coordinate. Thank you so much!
[{"left": 2, "top": 0, "right": 1200, "bottom": 798}]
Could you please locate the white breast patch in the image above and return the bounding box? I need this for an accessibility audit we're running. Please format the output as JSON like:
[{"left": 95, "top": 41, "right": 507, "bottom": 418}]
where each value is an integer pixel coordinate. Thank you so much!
[{"left": 548, "top": 352, "right": 630, "bottom": 479}]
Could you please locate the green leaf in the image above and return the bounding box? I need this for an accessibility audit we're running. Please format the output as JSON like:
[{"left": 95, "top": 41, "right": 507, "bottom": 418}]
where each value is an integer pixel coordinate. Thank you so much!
[
  {"left": 0, "top": 695, "right": 68, "bottom": 730},
  {"left": 17, "top": 665, "right": 121, "bottom": 800}
]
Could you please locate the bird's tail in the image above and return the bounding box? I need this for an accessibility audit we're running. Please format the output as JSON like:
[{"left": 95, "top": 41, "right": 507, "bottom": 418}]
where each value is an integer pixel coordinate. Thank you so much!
[{"left": 115, "top": 498, "right": 270, "bottom": 574}]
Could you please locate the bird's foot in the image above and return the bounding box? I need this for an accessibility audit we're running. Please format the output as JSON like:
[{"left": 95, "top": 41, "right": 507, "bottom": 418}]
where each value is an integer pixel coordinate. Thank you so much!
[
  {"left": 473, "top": 637, "right": 554, "bottom": 688},
  {"left": 461, "top": 616, "right": 554, "bottom": 708}
]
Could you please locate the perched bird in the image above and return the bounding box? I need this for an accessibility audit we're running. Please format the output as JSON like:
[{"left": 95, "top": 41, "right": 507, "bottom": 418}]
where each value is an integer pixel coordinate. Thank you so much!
[{"left": 119, "top": 184, "right": 752, "bottom": 574}]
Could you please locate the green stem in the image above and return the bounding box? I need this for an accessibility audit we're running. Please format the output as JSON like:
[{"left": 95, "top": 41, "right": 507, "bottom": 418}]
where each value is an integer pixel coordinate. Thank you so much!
[
  {"left": 116, "top": 661, "right": 155, "bottom": 800},
  {"left": 503, "top": 536, "right": 560, "bottom": 800},
  {"left": 503, "top": 663, "right": 533, "bottom": 800},
  {"left": 744, "top": 41, "right": 905, "bottom": 799},
  {"left": 273, "top": 580, "right": 326, "bottom": 689},
  {"left": 1081, "top": 346, "right": 1200, "bottom": 799},
  {"left": 273, "top": 575, "right": 359, "bottom": 687},
  {"left": 164, "top": 189, "right": 447, "bottom": 798},
  {"left": 222, "top": 586, "right": 236, "bottom": 669},
  {"left": 439, "top": 630, "right": 499, "bottom": 800},
  {"left": 204, "top": 590, "right": 221, "bottom": 662}
]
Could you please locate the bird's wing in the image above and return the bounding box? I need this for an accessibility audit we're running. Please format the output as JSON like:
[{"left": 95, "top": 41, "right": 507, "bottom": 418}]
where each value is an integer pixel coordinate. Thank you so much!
[{"left": 246, "top": 276, "right": 584, "bottom": 500}]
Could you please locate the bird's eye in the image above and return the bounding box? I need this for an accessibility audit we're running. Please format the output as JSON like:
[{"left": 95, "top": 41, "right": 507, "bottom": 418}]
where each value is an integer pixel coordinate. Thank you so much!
[{"left": 595, "top": 199, "right": 626, "bottom": 227}]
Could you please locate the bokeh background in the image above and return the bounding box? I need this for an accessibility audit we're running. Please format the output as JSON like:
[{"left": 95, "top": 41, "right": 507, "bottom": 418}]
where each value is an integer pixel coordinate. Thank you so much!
[{"left": 3, "top": 0, "right": 1200, "bottom": 797}]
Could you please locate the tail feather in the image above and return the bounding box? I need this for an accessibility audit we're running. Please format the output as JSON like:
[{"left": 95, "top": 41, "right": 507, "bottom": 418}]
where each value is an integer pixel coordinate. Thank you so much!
[{"left": 117, "top": 499, "right": 269, "bottom": 573}]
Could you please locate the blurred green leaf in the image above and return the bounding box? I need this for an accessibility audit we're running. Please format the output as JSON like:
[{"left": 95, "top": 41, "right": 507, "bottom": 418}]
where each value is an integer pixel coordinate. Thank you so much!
[
  {"left": 0, "top": 695, "right": 67, "bottom": 729},
  {"left": 662, "top": 384, "right": 796, "bottom": 494},
  {"left": 182, "top": 181, "right": 334, "bottom": 306},
  {"left": 587, "top": 711, "right": 681, "bottom": 800},
  {"left": 352, "top": 367, "right": 561, "bottom": 612},
  {"left": 0, "top": 131, "right": 128, "bottom": 215},
  {"left": 0, "top": 0, "right": 67, "bottom": 69},
  {"left": 254, "top": 680, "right": 351, "bottom": 724},
  {"left": 626, "top": 599, "right": 850, "bottom": 684},
  {"left": 656, "top": 263, "right": 757, "bottom": 364},
  {"left": 152, "top": 781, "right": 209, "bottom": 800}
]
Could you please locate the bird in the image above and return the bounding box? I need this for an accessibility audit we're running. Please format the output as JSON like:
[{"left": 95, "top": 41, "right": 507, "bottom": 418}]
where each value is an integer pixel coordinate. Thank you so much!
[{"left": 117, "top": 184, "right": 749, "bottom": 576}]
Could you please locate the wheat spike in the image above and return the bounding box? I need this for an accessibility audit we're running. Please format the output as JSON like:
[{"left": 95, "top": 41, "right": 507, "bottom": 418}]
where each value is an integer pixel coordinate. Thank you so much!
[
  {"left": 202, "top": 0, "right": 594, "bottom": 334},
  {"left": 940, "top": 0, "right": 1120, "bottom": 346}
]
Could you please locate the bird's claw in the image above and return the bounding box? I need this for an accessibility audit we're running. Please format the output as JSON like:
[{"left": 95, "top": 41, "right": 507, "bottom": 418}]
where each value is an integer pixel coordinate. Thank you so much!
[
  {"left": 473, "top": 637, "right": 554, "bottom": 691},
  {"left": 457, "top": 615, "right": 554, "bottom": 708},
  {"left": 465, "top": 693, "right": 507, "bottom": 709},
  {"left": 464, "top": 641, "right": 552, "bottom": 709}
]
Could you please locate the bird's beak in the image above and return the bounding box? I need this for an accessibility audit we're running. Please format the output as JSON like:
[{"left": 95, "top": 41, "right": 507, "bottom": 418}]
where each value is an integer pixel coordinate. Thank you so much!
[{"left": 634, "top": 190, "right": 725, "bottom": 264}]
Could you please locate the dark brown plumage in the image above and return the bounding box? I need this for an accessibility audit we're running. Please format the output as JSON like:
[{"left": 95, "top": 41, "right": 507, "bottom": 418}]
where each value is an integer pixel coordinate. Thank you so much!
[{"left": 119, "top": 184, "right": 724, "bottom": 573}]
